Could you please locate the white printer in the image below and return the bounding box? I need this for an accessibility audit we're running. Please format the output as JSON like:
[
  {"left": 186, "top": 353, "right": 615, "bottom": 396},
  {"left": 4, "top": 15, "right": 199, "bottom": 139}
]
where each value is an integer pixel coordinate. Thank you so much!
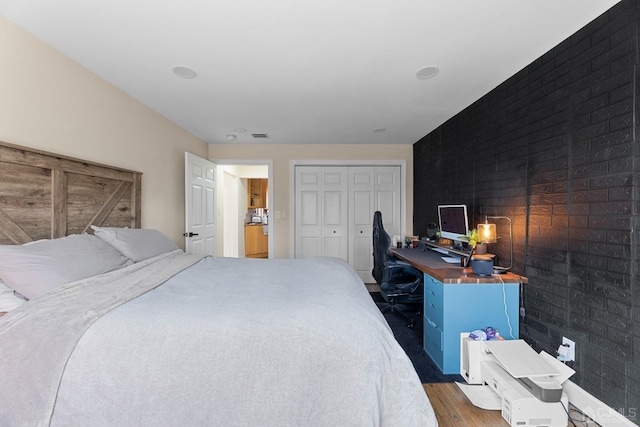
[{"left": 460, "top": 335, "right": 575, "bottom": 427}]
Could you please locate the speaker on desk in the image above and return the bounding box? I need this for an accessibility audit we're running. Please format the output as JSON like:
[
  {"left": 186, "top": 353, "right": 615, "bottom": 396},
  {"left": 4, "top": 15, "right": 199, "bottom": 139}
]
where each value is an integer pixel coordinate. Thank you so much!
[{"left": 471, "top": 255, "right": 494, "bottom": 276}]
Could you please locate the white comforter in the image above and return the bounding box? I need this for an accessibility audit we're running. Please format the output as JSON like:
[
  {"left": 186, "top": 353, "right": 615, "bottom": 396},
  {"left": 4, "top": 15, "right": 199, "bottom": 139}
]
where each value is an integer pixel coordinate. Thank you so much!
[{"left": 0, "top": 252, "right": 436, "bottom": 426}]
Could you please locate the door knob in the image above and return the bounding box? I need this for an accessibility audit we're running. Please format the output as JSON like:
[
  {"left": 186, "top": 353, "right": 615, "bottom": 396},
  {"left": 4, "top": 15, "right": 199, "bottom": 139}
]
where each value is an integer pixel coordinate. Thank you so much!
[{"left": 183, "top": 232, "right": 199, "bottom": 237}]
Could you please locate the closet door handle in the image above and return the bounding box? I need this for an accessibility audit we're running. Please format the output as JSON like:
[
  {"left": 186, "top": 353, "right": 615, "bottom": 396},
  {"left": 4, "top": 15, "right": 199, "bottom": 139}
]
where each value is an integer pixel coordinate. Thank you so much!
[{"left": 183, "top": 232, "right": 199, "bottom": 237}]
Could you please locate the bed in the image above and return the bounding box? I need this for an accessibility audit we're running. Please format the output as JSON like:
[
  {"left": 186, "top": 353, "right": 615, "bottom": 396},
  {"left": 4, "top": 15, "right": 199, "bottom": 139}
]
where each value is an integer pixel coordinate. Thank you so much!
[{"left": 0, "top": 142, "right": 437, "bottom": 426}]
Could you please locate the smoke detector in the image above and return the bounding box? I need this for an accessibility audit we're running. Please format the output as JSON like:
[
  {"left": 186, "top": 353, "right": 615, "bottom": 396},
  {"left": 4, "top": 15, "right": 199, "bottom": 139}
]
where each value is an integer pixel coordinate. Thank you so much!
[
  {"left": 416, "top": 66, "right": 439, "bottom": 80},
  {"left": 172, "top": 65, "right": 197, "bottom": 79}
]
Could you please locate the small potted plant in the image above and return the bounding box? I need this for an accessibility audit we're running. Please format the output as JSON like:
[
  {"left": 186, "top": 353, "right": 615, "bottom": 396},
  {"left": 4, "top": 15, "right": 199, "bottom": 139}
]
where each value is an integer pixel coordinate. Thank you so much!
[
  {"left": 466, "top": 228, "right": 478, "bottom": 247},
  {"left": 462, "top": 228, "right": 487, "bottom": 254},
  {"left": 470, "top": 228, "right": 492, "bottom": 254}
]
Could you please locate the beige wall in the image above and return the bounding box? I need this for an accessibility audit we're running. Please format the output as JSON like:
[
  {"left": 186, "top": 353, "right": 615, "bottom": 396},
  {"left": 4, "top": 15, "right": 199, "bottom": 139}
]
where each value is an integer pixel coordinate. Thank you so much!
[
  {"left": 0, "top": 16, "right": 414, "bottom": 253},
  {"left": 0, "top": 17, "right": 208, "bottom": 246},
  {"left": 209, "top": 144, "right": 414, "bottom": 258}
]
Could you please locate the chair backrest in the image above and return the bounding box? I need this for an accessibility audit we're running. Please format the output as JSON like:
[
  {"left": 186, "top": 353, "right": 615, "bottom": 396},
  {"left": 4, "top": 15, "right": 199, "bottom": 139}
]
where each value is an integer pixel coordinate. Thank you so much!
[{"left": 372, "top": 211, "right": 391, "bottom": 285}]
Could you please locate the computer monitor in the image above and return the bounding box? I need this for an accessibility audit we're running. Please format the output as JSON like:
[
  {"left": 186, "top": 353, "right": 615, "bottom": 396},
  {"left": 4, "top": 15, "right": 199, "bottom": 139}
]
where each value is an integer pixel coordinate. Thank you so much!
[{"left": 437, "top": 204, "right": 469, "bottom": 242}]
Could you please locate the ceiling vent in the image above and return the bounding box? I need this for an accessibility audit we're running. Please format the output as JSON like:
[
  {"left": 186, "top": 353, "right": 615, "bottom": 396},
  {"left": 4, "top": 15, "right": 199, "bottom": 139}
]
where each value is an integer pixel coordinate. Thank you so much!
[{"left": 251, "top": 133, "right": 270, "bottom": 139}]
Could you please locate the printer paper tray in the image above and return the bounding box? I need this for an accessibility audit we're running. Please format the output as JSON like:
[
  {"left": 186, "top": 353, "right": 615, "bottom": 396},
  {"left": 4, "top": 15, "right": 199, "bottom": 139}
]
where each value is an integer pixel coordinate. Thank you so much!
[{"left": 483, "top": 340, "right": 558, "bottom": 378}]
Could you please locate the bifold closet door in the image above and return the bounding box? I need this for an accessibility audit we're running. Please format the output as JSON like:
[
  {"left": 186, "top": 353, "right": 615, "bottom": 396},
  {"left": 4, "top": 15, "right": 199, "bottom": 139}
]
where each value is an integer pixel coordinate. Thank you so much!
[
  {"left": 295, "top": 165, "right": 401, "bottom": 283},
  {"left": 374, "top": 166, "right": 402, "bottom": 240},
  {"left": 294, "top": 166, "right": 348, "bottom": 259},
  {"left": 349, "top": 166, "right": 401, "bottom": 283},
  {"left": 348, "top": 167, "right": 375, "bottom": 282}
]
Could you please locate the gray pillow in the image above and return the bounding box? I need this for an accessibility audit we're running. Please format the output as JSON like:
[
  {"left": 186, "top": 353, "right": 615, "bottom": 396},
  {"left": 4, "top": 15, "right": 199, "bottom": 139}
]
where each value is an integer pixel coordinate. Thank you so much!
[
  {"left": 91, "top": 226, "right": 179, "bottom": 262},
  {"left": 0, "top": 234, "right": 131, "bottom": 300}
]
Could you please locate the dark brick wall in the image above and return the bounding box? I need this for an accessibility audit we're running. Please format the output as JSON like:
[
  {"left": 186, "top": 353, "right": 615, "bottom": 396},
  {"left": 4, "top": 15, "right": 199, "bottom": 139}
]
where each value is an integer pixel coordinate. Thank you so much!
[{"left": 413, "top": 0, "right": 639, "bottom": 420}]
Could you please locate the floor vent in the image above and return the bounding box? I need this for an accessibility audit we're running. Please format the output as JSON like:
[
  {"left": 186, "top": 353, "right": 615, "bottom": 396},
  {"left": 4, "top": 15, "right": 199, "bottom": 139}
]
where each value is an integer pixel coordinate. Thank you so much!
[{"left": 251, "top": 133, "right": 270, "bottom": 139}]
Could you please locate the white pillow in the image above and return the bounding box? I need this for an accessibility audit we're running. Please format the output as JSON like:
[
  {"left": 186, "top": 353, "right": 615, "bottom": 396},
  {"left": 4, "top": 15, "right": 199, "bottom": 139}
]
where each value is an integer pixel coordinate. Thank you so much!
[
  {"left": 0, "top": 234, "right": 131, "bottom": 300},
  {"left": 0, "top": 280, "right": 26, "bottom": 312},
  {"left": 91, "top": 226, "right": 179, "bottom": 262}
]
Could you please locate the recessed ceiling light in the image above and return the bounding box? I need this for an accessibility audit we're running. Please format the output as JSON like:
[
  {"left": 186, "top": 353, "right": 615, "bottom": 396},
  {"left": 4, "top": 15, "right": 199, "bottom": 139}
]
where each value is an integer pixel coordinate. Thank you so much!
[
  {"left": 234, "top": 128, "right": 247, "bottom": 133},
  {"left": 226, "top": 134, "right": 237, "bottom": 140},
  {"left": 416, "top": 66, "right": 439, "bottom": 80},
  {"left": 373, "top": 128, "right": 386, "bottom": 133},
  {"left": 172, "top": 65, "right": 197, "bottom": 79}
]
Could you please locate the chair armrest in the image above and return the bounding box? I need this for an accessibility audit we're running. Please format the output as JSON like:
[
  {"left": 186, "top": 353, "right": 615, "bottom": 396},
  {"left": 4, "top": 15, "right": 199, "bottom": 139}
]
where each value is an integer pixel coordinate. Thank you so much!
[
  {"left": 384, "top": 261, "right": 419, "bottom": 275},
  {"left": 387, "top": 254, "right": 411, "bottom": 266},
  {"left": 385, "top": 259, "right": 410, "bottom": 267},
  {"left": 380, "top": 261, "right": 423, "bottom": 293}
]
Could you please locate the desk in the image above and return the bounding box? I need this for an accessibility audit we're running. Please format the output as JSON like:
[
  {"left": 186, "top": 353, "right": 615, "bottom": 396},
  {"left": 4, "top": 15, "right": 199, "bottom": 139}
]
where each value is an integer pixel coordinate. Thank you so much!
[{"left": 390, "top": 246, "right": 526, "bottom": 374}]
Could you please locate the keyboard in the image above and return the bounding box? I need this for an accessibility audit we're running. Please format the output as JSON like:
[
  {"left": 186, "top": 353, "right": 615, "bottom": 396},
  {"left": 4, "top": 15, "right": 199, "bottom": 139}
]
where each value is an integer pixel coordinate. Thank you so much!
[
  {"left": 430, "top": 247, "right": 449, "bottom": 254},
  {"left": 441, "top": 256, "right": 460, "bottom": 264}
]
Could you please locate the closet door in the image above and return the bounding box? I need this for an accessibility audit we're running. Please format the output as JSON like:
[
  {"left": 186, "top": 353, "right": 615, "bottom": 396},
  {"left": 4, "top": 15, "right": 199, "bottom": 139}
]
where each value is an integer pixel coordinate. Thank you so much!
[
  {"left": 294, "top": 166, "right": 347, "bottom": 259},
  {"left": 295, "top": 166, "right": 322, "bottom": 258},
  {"left": 295, "top": 164, "right": 401, "bottom": 283},
  {"left": 321, "top": 167, "right": 348, "bottom": 259},
  {"left": 348, "top": 167, "right": 375, "bottom": 282},
  {"left": 375, "top": 166, "right": 401, "bottom": 240},
  {"left": 348, "top": 166, "right": 401, "bottom": 283}
]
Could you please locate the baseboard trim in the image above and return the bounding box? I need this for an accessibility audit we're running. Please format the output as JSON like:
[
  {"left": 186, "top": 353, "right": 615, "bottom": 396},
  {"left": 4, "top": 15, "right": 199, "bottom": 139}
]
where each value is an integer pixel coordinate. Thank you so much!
[
  {"left": 365, "top": 283, "right": 380, "bottom": 292},
  {"left": 563, "top": 380, "right": 637, "bottom": 426}
]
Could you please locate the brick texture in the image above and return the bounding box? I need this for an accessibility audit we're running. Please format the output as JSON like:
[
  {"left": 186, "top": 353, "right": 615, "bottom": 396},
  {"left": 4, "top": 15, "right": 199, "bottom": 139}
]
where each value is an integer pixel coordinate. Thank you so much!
[{"left": 413, "top": 0, "right": 639, "bottom": 420}]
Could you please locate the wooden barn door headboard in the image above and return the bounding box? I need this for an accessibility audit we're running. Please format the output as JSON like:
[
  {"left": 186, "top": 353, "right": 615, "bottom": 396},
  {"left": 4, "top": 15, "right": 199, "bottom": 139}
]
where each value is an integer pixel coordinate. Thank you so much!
[{"left": 0, "top": 141, "right": 142, "bottom": 245}]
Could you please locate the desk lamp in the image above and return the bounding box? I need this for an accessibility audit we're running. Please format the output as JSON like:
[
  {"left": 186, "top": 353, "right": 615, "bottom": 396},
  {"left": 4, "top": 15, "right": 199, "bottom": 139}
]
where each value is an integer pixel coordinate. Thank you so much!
[
  {"left": 478, "top": 216, "right": 513, "bottom": 273},
  {"left": 475, "top": 223, "right": 496, "bottom": 254}
]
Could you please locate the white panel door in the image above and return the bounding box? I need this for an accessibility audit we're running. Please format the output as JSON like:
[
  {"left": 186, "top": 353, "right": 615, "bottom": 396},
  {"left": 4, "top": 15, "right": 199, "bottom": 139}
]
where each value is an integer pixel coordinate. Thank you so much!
[
  {"left": 185, "top": 152, "right": 216, "bottom": 255},
  {"left": 348, "top": 167, "right": 375, "bottom": 282},
  {"left": 295, "top": 166, "right": 322, "bottom": 258},
  {"left": 321, "top": 167, "right": 348, "bottom": 260},
  {"left": 295, "top": 166, "right": 348, "bottom": 260},
  {"left": 375, "top": 166, "right": 401, "bottom": 239},
  {"left": 295, "top": 164, "right": 401, "bottom": 284}
]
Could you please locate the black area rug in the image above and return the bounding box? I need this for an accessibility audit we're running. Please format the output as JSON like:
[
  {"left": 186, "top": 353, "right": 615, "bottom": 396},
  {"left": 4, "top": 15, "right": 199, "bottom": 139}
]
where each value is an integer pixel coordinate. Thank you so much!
[{"left": 370, "top": 292, "right": 463, "bottom": 384}]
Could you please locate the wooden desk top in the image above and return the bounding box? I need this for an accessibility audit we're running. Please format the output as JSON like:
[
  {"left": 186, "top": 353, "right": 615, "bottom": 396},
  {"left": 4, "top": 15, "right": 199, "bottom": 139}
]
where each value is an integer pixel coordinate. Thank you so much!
[{"left": 390, "top": 247, "right": 527, "bottom": 284}]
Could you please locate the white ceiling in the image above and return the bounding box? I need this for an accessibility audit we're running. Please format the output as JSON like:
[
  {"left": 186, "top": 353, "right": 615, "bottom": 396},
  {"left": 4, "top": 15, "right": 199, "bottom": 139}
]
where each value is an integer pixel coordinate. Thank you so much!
[{"left": 1, "top": 0, "right": 621, "bottom": 145}]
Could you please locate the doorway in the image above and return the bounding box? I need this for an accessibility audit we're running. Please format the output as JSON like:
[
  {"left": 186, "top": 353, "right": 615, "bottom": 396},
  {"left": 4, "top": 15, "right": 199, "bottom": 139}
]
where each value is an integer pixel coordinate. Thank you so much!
[{"left": 213, "top": 160, "right": 272, "bottom": 258}]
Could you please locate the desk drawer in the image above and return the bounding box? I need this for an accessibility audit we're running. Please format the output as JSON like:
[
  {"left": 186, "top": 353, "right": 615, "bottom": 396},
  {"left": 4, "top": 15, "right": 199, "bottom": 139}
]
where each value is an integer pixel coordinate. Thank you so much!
[
  {"left": 424, "top": 298, "right": 443, "bottom": 328},
  {"left": 423, "top": 314, "right": 443, "bottom": 351},
  {"left": 423, "top": 314, "right": 443, "bottom": 369},
  {"left": 423, "top": 275, "right": 443, "bottom": 325},
  {"left": 423, "top": 274, "right": 443, "bottom": 300}
]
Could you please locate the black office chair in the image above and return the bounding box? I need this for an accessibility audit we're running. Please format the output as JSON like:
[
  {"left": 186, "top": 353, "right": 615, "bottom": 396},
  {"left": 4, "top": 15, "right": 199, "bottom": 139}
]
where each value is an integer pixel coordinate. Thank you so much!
[{"left": 372, "top": 211, "right": 423, "bottom": 328}]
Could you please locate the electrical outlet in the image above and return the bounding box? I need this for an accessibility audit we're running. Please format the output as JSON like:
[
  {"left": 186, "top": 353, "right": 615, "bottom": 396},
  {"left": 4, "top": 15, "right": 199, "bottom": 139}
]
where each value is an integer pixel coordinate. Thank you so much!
[
  {"left": 557, "top": 337, "right": 575, "bottom": 362},
  {"left": 519, "top": 307, "right": 525, "bottom": 318}
]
